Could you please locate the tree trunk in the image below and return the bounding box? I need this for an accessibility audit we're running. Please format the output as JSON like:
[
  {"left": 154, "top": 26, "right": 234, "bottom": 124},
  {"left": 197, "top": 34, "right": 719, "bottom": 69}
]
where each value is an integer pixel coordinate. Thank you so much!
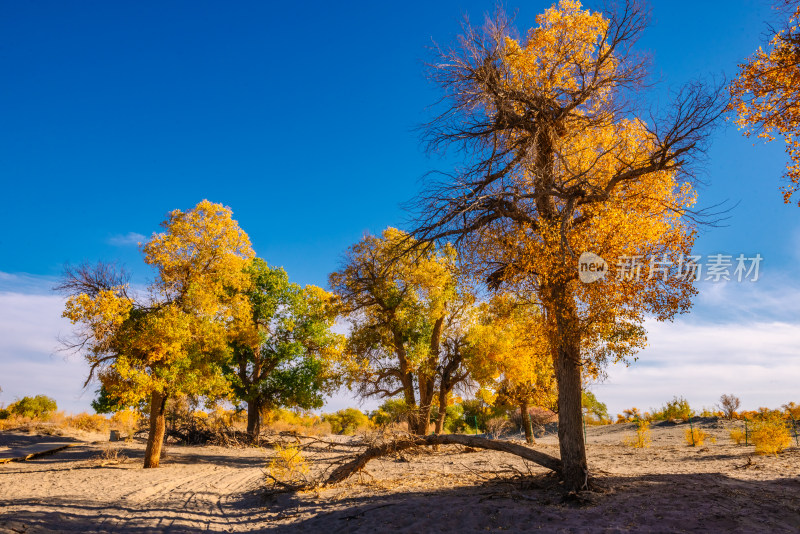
[
  {"left": 247, "top": 397, "right": 262, "bottom": 439},
  {"left": 434, "top": 387, "right": 448, "bottom": 434},
  {"left": 520, "top": 400, "right": 534, "bottom": 444},
  {"left": 544, "top": 279, "right": 588, "bottom": 492},
  {"left": 555, "top": 339, "right": 587, "bottom": 490},
  {"left": 144, "top": 390, "right": 167, "bottom": 468},
  {"left": 323, "top": 433, "right": 562, "bottom": 486}
]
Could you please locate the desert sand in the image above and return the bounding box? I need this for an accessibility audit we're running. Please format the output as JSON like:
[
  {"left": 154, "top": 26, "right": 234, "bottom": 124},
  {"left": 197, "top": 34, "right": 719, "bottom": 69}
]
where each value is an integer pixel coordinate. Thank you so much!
[{"left": 1, "top": 420, "right": 799, "bottom": 533}]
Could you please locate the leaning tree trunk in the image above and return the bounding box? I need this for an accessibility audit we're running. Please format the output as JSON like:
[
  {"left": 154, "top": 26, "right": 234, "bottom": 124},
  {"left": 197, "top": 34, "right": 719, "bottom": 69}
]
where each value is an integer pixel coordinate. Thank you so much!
[
  {"left": 144, "top": 390, "right": 168, "bottom": 468},
  {"left": 548, "top": 283, "right": 588, "bottom": 492},
  {"left": 520, "top": 400, "right": 534, "bottom": 444},
  {"left": 246, "top": 397, "right": 262, "bottom": 439}
]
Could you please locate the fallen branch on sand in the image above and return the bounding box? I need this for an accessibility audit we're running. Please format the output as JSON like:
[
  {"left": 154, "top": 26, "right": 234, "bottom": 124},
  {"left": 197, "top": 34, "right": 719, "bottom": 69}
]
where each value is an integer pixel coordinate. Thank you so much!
[{"left": 265, "top": 433, "right": 561, "bottom": 493}]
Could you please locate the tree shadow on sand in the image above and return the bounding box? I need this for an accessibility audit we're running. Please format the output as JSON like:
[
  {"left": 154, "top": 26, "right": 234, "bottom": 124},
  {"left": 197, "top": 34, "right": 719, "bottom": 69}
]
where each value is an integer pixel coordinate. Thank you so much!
[{"left": 2, "top": 457, "right": 799, "bottom": 533}]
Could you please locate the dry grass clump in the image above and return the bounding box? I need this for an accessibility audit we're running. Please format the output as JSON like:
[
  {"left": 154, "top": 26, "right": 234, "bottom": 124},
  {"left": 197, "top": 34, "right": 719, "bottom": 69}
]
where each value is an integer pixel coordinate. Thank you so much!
[
  {"left": 624, "top": 420, "right": 652, "bottom": 448},
  {"left": 264, "top": 408, "right": 333, "bottom": 436},
  {"left": 91, "top": 444, "right": 129, "bottom": 467},
  {"left": 68, "top": 413, "right": 110, "bottom": 433}
]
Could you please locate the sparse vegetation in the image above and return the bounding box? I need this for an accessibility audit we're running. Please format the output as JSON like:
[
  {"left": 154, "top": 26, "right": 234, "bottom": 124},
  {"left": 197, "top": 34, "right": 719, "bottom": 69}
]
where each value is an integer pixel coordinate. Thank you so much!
[
  {"left": 652, "top": 396, "right": 693, "bottom": 422},
  {"left": 730, "top": 428, "right": 746, "bottom": 445},
  {"left": 685, "top": 427, "right": 713, "bottom": 447},
  {"left": 624, "top": 420, "right": 652, "bottom": 448}
]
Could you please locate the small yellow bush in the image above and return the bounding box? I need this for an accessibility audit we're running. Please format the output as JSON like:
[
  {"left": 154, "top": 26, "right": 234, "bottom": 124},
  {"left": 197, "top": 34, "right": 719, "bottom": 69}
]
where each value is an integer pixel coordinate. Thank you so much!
[
  {"left": 684, "top": 427, "right": 713, "bottom": 446},
  {"left": 624, "top": 420, "right": 652, "bottom": 448},
  {"left": 267, "top": 445, "right": 310, "bottom": 486},
  {"left": 750, "top": 419, "right": 792, "bottom": 456},
  {"left": 729, "top": 428, "right": 746, "bottom": 444}
]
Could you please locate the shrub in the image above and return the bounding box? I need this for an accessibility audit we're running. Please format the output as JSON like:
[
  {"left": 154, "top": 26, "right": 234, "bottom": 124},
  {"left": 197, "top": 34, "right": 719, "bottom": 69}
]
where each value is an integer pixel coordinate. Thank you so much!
[
  {"left": 685, "top": 427, "right": 713, "bottom": 447},
  {"left": 729, "top": 428, "right": 746, "bottom": 445},
  {"left": 485, "top": 417, "right": 511, "bottom": 438},
  {"left": 624, "top": 420, "right": 652, "bottom": 448},
  {"left": 651, "top": 396, "right": 693, "bottom": 421},
  {"left": 68, "top": 413, "right": 110, "bottom": 433},
  {"left": 266, "top": 445, "right": 310, "bottom": 486},
  {"left": 110, "top": 409, "right": 141, "bottom": 439},
  {"left": 322, "top": 408, "right": 370, "bottom": 435},
  {"left": 617, "top": 407, "right": 644, "bottom": 423},
  {"left": 370, "top": 398, "right": 409, "bottom": 427},
  {"left": 784, "top": 402, "right": 800, "bottom": 420},
  {"left": 8, "top": 395, "right": 58, "bottom": 419},
  {"left": 750, "top": 418, "right": 792, "bottom": 456}
]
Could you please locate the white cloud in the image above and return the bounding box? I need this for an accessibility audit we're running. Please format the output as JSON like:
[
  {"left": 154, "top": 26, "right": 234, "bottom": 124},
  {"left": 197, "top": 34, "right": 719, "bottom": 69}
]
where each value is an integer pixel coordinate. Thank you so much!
[
  {"left": 107, "top": 232, "right": 146, "bottom": 247},
  {"left": 594, "top": 319, "right": 800, "bottom": 416},
  {"left": 0, "top": 290, "right": 94, "bottom": 413}
]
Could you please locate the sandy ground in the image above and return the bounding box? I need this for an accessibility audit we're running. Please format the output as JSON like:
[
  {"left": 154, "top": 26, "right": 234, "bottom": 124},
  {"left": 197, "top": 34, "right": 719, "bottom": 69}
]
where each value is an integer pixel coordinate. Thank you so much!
[{"left": 1, "top": 419, "right": 799, "bottom": 533}]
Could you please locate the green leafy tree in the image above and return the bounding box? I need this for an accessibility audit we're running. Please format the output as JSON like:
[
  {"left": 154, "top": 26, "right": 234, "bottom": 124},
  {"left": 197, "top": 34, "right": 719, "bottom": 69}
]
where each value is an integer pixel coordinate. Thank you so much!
[
  {"left": 227, "top": 258, "right": 344, "bottom": 437},
  {"left": 8, "top": 395, "right": 58, "bottom": 419},
  {"left": 323, "top": 408, "right": 370, "bottom": 435},
  {"left": 582, "top": 391, "right": 609, "bottom": 423}
]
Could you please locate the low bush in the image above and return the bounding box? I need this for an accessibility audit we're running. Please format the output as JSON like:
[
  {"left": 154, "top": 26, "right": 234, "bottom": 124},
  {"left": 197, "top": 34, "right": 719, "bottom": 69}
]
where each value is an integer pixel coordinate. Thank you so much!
[
  {"left": 624, "top": 420, "right": 652, "bottom": 448},
  {"left": 266, "top": 445, "right": 310, "bottom": 486},
  {"left": 485, "top": 417, "right": 511, "bottom": 438},
  {"left": 684, "top": 427, "right": 713, "bottom": 447},
  {"left": 68, "top": 413, "right": 110, "bottom": 433},
  {"left": 651, "top": 396, "right": 693, "bottom": 421},
  {"left": 729, "top": 428, "right": 746, "bottom": 445},
  {"left": 750, "top": 418, "right": 792, "bottom": 456}
]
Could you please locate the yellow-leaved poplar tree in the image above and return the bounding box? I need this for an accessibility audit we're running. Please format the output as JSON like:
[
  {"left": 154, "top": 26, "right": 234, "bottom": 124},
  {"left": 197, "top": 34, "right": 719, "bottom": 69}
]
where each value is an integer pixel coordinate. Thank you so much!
[
  {"left": 61, "top": 200, "right": 254, "bottom": 467},
  {"left": 466, "top": 294, "right": 556, "bottom": 444},
  {"left": 330, "top": 228, "right": 477, "bottom": 435},
  {"left": 414, "top": 0, "right": 723, "bottom": 490}
]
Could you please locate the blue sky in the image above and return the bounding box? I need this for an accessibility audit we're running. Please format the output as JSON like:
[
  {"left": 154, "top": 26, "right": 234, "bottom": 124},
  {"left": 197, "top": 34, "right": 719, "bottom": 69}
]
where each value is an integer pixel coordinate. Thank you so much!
[{"left": 1, "top": 0, "right": 799, "bottom": 415}]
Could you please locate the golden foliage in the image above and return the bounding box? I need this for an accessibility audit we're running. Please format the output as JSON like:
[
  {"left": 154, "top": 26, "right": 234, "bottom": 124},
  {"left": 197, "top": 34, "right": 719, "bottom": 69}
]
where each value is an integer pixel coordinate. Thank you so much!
[
  {"left": 750, "top": 418, "right": 792, "bottom": 456},
  {"left": 729, "top": 428, "right": 746, "bottom": 445},
  {"left": 62, "top": 200, "right": 255, "bottom": 408},
  {"left": 730, "top": 0, "right": 800, "bottom": 204},
  {"left": 684, "top": 427, "right": 713, "bottom": 447},
  {"left": 466, "top": 294, "right": 556, "bottom": 411},
  {"left": 267, "top": 445, "right": 310, "bottom": 486}
]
